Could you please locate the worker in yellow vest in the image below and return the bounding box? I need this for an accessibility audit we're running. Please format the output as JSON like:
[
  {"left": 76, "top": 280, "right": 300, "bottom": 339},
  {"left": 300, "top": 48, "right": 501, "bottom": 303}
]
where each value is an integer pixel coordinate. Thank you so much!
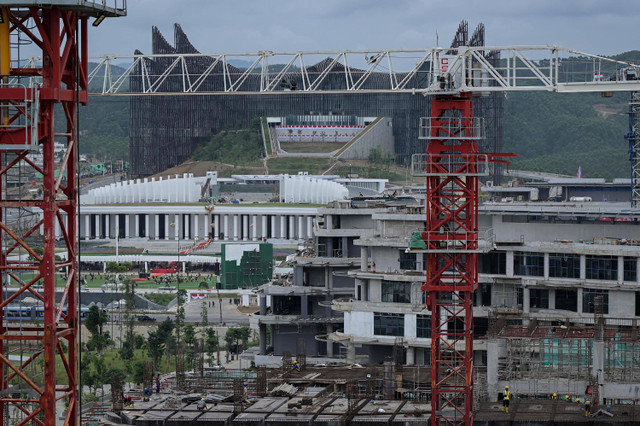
[
  {"left": 585, "top": 399, "right": 591, "bottom": 417},
  {"left": 502, "top": 386, "right": 511, "bottom": 413}
]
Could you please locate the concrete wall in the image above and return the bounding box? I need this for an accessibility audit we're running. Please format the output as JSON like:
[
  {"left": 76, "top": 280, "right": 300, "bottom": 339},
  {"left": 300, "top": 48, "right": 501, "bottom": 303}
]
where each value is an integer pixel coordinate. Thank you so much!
[
  {"left": 337, "top": 117, "right": 395, "bottom": 160},
  {"left": 490, "top": 215, "right": 640, "bottom": 243},
  {"left": 371, "top": 246, "right": 401, "bottom": 272},
  {"left": 271, "top": 324, "right": 324, "bottom": 356}
]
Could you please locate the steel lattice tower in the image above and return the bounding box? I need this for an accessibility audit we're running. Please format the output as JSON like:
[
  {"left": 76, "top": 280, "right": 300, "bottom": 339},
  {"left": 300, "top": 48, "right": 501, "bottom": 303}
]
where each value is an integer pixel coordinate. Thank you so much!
[
  {"left": 0, "top": 2, "right": 124, "bottom": 424},
  {"left": 626, "top": 92, "right": 640, "bottom": 207},
  {"left": 416, "top": 93, "right": 511, "bottom": 425}
]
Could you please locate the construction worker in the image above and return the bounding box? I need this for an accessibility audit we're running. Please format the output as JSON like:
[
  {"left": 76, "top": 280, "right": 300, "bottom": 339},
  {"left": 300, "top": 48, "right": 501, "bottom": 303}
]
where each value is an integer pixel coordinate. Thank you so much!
[
  {"left": 552, "top": 393, "right": 557, "bottom": 399},
  {"left": 293, "top": 359, "right": 300, "bottom": 372},
  {"left": 585, "top": 399, "right": 591, "bottom": 417},
  {"left": 197, "top": 397, "right": 206, "bottom": 410},
  {"left": 502, "top": 386, "right": 511, "bottom": 413}
]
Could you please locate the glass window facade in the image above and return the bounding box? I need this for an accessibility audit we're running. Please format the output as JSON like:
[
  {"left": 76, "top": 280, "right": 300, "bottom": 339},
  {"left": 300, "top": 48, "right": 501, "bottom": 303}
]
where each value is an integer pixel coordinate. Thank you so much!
[
  {"left": 624, "top": 257, "right": 637, "bottom": 282},
  {"left": 381, "top": 281, "right": 411, "bottom": 304},
  {"left": 374, "top": 313, "right": 404, "bottom": 336},
  {"left": 514, "top": 252, "right": 544, "bottom": 277},
  {"left": 549, "top": 253, "right": 580, "bottom": 279},
  {"left": 479, "top": 252, "right": 506, "bottom": 274},
  {"left": 582, "top": 289, "right": 609, "bottom": 314},
  {"left": 586, "top": 256, "right": 617, "bottom": 281},
  {"left": 530, "top": 288, "right": 549, "bottom": 309},
  {"left": 417, "top": 315, "right": 431, "bottom": 338},
  {"left": 556, "top": 289, "right": 577, "bottom": 312},
  {"left": 399, "top": 251, "right": 417, "bottom": 270}
]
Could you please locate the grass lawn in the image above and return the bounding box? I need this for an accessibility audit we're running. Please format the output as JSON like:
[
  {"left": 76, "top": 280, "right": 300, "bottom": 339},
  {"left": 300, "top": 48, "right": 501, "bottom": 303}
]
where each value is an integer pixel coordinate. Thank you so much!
[{"left": 6, "top": 273, "right": 211, "bottom": 291}]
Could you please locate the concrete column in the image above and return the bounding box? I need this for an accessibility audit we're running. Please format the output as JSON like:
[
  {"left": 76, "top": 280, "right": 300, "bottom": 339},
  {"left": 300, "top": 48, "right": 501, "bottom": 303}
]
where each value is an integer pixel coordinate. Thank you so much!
[
  {"left": 307, "top": 216, "right": 313, "bottom": 238},
  {"left": 144, "top": 215, "right": 149, "bottom": 239},
  {"left": 618, "top": 256, "right": 624, "bottom": 284},
  {"left": 214, "top": 215, "right": 220, "bottom": 240},
  {"left": 270, "top": 215, "right": 277, "bottom": 239},
  {"left": 280, "top": 215, "right": 286, "bottom": 239},
  {"left": 259, "top": 324, "right": 267, "bottom": 355},
  {"left": 144, "top": 261, "right": 148, "bottom": 273},
  {"left": 543, "top": 253, "right": 549, "bottom": 280},
  {"left": 223, "top": 215, "right": 229, "bottom": 240},
  {"left": 185, "top": 214, "right": 190, "bottom": 240},
  {"left": 301, "top": 294, "right": 308, "bottom": 318},
  {"left": 242, "top": 215, "right": 248, "bottom": 241},
  {"left": 592, "top": 341, "right": 605, "bottom": 393},
  {"left": 84, "top": 215, "right": 90, "bottom": 240},
  {"left": 326, "top": 324, "right": 334, "bottom": 357},
  {"left": 637, "top": 258, "right": 640, "bottom": 285},
  {"left": 288, "top": 215, "right": 295, "bottom": 240},
  {"left": 342, "top": 237, "right": 348, "bottom": 258},
  {"left": 549, "top": 289, "right": 556, "bottom": 310},
  {"left": 174, "top": 214, "right": 180, "bottom": 240},
  {"left": 523, "top": 286, "right": 530, "bottom": 314},
  {"left": 154, "top": 214, "right": 159, "bottom": 240},
  {"left": 135, "top": 214, "right": 139, "bottom": 238},
  {"left": 577, "top": 287, "right": 584, "bottom": 313},
  {"left": 125, "top": 214, "right": 130, "bottom": 238},
  {"left": 487, "top": 339, "right": 506, "bottom": 401},
  {"left": 233, "top": 215, "right": 239, "bottom": 241},
  {"left": 298, "top": 216, "right": 304, "bottom": 240},
  {"left": 326, "top": 214, "right": 333, "bottom": 230},
  {"left": 259, "top": 295, "right": 267, "bottom": 316},
  {"left": 194, "top": 214, "right": 200, "bottom": 240},
  {"left": 252, "top": 215, "right": 257, "bottom": 241},
  {"left": 105, "top": 214, "right": 110, "bottom": 239},
  {"left": 261, "top": 215, "right": 267, "bottom": 241},
  {"left": 361, "top": 246, "right": 368, "bottom": 271},
  {"left": 96, "top": 214, "right": 102, "bottom": 238},
  {"left": 164, "top": 215, "right": 169, "bottom": 240},
  {"left": 506, "top": 251, "right": 514, "bottom": 277},
  {"left": 580, "top": 254, "right": 586, "bottom": 280},
  {"left": 406, "top": 347, "right": 415, "bottom": 366}
]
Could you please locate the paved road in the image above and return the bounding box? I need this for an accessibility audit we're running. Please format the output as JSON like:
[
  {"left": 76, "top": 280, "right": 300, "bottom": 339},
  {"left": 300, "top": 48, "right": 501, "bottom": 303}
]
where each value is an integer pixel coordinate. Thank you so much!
[{"left": 107, "top": 295, "right": 252, "bottom": 325}]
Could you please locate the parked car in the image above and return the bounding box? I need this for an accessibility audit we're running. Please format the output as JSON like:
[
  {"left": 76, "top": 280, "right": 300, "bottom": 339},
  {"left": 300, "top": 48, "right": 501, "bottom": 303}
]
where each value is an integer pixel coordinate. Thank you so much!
[{"left": 137, "top": 315, "right": 156, "bottom": 322}]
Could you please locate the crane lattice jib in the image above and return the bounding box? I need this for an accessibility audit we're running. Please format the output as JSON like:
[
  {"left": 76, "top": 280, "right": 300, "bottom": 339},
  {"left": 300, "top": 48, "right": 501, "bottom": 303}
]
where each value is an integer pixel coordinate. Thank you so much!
[{"left": 81, "top": 46, "right": 640, "bottom": 96}]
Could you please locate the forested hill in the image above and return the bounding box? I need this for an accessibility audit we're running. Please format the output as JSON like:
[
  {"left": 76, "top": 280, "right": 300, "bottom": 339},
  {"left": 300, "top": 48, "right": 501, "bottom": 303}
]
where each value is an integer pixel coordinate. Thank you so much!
[
  {"left": 504, "top": 91, "right": 629, "bottom": 180},
  {"left": 503, "top": 50, "right": 640, "bottom": 180}
]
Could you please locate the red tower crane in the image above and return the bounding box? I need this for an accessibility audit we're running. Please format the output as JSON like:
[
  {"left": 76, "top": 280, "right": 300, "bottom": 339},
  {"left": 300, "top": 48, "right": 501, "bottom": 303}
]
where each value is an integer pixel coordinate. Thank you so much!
[
  {"left": 0, "top": 2, "right": 124, "bottom": 424},
  {"left": 417, "top": 93, "right": 513, "bottom": 425}
]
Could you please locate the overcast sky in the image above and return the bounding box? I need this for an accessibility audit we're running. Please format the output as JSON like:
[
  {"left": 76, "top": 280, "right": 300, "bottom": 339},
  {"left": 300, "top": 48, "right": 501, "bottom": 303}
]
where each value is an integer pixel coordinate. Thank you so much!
[{"left": 88, "top": 0, "right": 640, "bottom": 59}]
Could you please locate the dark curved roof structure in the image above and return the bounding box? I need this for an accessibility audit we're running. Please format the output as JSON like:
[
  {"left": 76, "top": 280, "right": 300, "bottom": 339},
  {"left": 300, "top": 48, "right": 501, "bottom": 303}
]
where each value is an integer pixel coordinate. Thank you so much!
[{"left": 129, "top": 22, "right": 503, "bottom": 178}]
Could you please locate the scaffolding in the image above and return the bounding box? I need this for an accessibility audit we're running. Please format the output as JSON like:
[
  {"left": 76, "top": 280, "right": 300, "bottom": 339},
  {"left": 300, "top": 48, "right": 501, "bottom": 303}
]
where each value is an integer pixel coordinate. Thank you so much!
[
  {"left": 143, "top": 360, "right": 154, "bottom": 393},
  {"left": 282, "top": 350, "right": 293, "bottom": 377},
  {"left": 233, "top": 378, "right": 245, "bottom": 414},
  {"left": 256, "top": 366, "right": 267, "bottom": 397},
  {"left": 296, "top": 337, "right": 307, "bottom": 372}
]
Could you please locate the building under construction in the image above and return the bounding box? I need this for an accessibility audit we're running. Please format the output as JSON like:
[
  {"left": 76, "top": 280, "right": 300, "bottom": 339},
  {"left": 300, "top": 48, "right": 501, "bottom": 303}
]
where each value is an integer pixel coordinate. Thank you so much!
[
  {"left": 129, "top": 21, "right": 503, "bottom": 178},
  {"left": 88, "top": 355, "right": 640, "bottom": 425}
]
